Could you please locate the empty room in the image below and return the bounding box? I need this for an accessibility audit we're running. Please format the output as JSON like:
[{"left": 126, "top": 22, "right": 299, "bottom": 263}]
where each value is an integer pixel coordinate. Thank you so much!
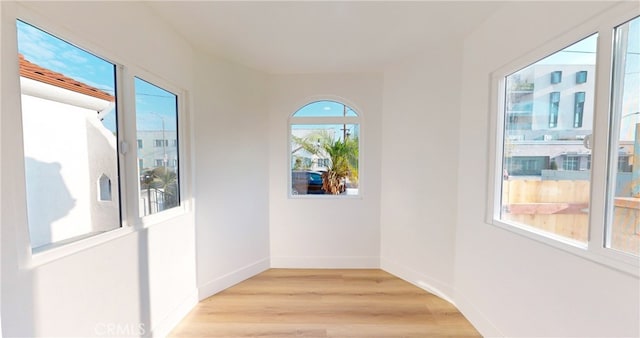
[{"left": 0, "top": 1, "right": 638, "bottom": 337}]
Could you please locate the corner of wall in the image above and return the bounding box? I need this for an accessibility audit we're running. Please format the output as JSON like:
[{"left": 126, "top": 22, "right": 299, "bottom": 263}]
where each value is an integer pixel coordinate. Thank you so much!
[
  {"left": 197, "top": 257, "right": 270, "bottom": 300},
  {"left": 452, "top": 290, "right": 505, "bottom": 338},
  {"left": 149, "top": 289, "right": 199, "bottom": 338},
  {"left": 380, "top": 257, "right": 454, "bottom": 306}
]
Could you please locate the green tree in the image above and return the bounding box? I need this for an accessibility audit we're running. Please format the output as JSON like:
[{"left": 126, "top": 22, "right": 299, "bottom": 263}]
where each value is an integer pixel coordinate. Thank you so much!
[
  {"left": 141, "top": 166, "right": 178, "bottom": 212},
  {"left": 322, "top": 138, "right": 358, "bottom": 194}
]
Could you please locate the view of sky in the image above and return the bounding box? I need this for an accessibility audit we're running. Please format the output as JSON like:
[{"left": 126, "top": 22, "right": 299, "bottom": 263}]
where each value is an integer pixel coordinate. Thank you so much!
[
  {"left": 15, "top": 16, "right": 636, "bottom": 140},
  {"left": 16, "top": 20, "right": 177, "bottom": 134},
  {"left": 507, "top": 19, "right": 639, "bottom": 140},
  {"left": 16, "top": 20, "right": 115, "bottom": 95},
  {"left": 537, "top": 34, "right": 598, "bottom": 66},
  {"left": 291, "top": 101, "right": 359, "bottom": 143},
  {"left": 293, "top": 100, "right": 357, "bottom": 118},
  {"left": 135, "top": 77, "right": 178, "bottom": 132},
  {"left": 615, "top": 17, "right": 640, "bottom": 140}
]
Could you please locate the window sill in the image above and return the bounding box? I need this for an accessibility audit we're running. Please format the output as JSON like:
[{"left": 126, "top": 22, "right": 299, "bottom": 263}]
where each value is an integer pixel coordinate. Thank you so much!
[
  {"left": 289, "top": 191, "right": 362, "bottom": 199},
  {"left": 26, "top": 226, "right": 135, "bottom": 269},
  {"left": 136, "top": 204, "right": 188, "bottom": 228},
  {"left": 490, "top": 218, "right": 639, "bottom": 278},
  {"left": 24, "top": 204, "right": 190, "bottom": 269}
]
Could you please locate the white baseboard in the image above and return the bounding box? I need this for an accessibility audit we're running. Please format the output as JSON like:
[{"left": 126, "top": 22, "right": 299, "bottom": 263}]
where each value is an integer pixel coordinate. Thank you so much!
[
  {"left": 380, "top": 258, "right": 503, "bottom": 337},
  {"left": 452, "top": 292, "right": 505, "bottom": 338},
  {"left": 197, "top": 257, "right": 270, "bottom": 300},
  {"left": 380, "top": 257, "right": 455, "bottom": 305},
  {"left": 149, "top": 289, "right": 198, "bottom": 338},
  {"left": 270, "top": 256, "right": 379, "bottom": 268}
]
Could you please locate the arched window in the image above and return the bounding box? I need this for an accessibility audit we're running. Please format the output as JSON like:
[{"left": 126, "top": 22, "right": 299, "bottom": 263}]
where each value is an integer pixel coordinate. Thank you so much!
[
  {"left": 98, "top": 174, "right": 111, "bottom": 201},
  {"left": 290, "top": 100, "right": 360, "bottom": 196}
]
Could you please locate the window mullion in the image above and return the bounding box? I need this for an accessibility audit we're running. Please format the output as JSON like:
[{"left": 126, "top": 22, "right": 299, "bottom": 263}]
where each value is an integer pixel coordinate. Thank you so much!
[
  {"left": 119, "top": 67, "right": 138, "bottom": 227},
  {"left": 588, "top": 24, "right": 614, "bottom": 256}
]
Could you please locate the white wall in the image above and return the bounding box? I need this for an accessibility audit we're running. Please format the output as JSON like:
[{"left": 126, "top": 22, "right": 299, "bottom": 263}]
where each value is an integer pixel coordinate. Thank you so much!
[
  {"left": 2, "top": 2, "right": 638, "bottom": 337},
  {"left": 21, "top": 93, "right": 119, "bottom": 248},
  {"left": 455, "top": 2, "right": 640, "bottom": 337},
  {"left": 1, "top": 2, "right": 197, "bottom": 336},
  {"left": 380, "top": 42, "right": 463, "bottom": 301},
  {"left": 191, "top": 53, "right": 271, "bottom": 299},
  {"left": 268, "top": 74, "right": 383, "bottom": 268}
]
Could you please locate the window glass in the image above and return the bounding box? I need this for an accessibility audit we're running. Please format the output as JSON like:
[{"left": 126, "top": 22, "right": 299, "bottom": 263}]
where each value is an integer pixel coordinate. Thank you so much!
[
  {"left": 17, "top": 20, "right": 121, "bottom": 251},
  {"left": 574, "top": 92, "right": 586, "bottom": 128},
  {"left": 290, "top": 101, "right": 359, "bottom": 196},
  {"left": 607, "top": 16, "right": 640, "bottom": 256},
  {"left": 292, "top": 100, "right": 358, "bottom": 117},
  {"left": 576, "top": 70, "right": 588, "bottom": 84},
  {"left": 135, "top": 77, "right": 180, "bottom": 216},
  {"left": 500, "top": 34, "right": 597, "bottom": 244},
  {"left": 549, "top": 92, "right": 560, "bottom": 128}
]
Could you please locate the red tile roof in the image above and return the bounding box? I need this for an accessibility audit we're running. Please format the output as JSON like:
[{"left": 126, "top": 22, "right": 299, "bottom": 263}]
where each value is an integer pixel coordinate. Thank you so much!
[{"left": 18, "top": 54, "right": 114, "bottom": 102}]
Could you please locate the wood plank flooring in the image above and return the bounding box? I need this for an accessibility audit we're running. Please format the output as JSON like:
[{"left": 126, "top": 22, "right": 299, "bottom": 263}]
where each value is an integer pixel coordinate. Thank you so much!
[{"left": 169, "top": 269, "right": 481, "bottom": 338}]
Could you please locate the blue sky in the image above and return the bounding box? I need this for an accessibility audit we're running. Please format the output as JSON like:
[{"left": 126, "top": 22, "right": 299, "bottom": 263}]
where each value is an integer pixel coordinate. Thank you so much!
[
  {"left": 538, "top": 34, "right": 598, "bottom": 66},
  {"left": 509, "top": 19, "right": 639, "bottom": 139},
  {"left": 293, "top": 101, "right": 357, "bottom": 118},
  {"left": 16, "top": 17, "right": 636, "bottom": 138},
  {"left": 17, "top": 20, "right": 177, "bottom": 133},
  {"left": 291, "top": 101, "right": 359, "bottom": 142}
]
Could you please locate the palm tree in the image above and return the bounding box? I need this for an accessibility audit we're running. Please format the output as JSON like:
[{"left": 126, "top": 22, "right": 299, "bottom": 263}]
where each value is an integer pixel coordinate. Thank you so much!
[
  {"left": 141, "top": 166, "right": 178, "bottom": 212},
  {"left": 291, "top": 128, "right": 358, "bottom": 194},
  {"left": 322, "top": 138, "right": 358, "bottom": 194},
  {"left": 291, "top": 129, "right": 334, "bottom": 156}
]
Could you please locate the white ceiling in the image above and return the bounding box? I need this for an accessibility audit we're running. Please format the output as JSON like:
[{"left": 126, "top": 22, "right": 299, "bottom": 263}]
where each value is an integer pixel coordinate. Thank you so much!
[{"left": 148, "top": 1, "right": 503, "bottom": 74}]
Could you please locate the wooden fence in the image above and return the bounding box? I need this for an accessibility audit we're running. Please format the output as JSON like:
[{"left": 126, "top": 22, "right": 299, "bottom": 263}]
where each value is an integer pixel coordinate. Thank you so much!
[
  {"left": 502, "top": 180, "right": 590, "bottom": 242},
  {"left": 502, "top": 179, "right": 639, "bottom": 255}
]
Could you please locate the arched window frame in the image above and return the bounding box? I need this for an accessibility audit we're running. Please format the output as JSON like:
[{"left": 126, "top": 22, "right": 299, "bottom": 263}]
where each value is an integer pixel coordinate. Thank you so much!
[{"left": 289, "top": 99, "right": 361, "bottom": 198}]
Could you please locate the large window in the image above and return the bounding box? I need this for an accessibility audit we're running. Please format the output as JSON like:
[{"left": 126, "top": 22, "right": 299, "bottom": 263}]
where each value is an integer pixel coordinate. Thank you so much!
[
  {"left": 17, "top": 20, "right": 121, "bottom": 251},
  {"left": 135, "top": 77, "right": 180, "bottom": 216},
  {"left": 500, "top": 35, "right": 596, "bottom": 245},
  {"left": 607, "top": 16, "right": 640, "bottom": 256},
  {"left": 492, "top": 10, "right": 639, "bottom": 273},
  {"left": 289, "top": 100, "right": 360, "bottom": 196},
  {"left": 16, "top": 19, "right": 184, "bottom": 254}
]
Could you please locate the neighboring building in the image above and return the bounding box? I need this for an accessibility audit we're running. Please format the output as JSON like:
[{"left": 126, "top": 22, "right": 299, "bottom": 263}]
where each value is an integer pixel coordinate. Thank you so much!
[
  {"left": 505, "top": 64, "right": 600, "bottom": 176},
  {"left": 290, "top": 128, "right": 334, "bottom": 171},
  {"left": 136, "top": 130, "right": 179, "bottom": 171},
  {"left": 19, "top": 54, "right": 119, "bottom": 249}
]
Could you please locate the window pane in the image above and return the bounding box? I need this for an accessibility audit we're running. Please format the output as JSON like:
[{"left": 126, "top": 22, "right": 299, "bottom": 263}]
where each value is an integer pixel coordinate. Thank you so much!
[
  {"left": 17, "top": 20, "right": 121, "bottom": 251},
  {"left": 500, "top": 35, "right": 597, "bottom": 244},
  {"left": 135, "top": 77, "right": 180, "bottom": 216},
  {"left": 550, "top": 70, "right": 563, "bottom": 84},
  {"left": 290, "top": 101, "right": 359, "bottom": 196},
  {"left": 607, "top": 16, "right": 640, "bottom": 256},
  {"left": 292, "top": 100, "right": 358, "bottom": 117},
  {"left": 574, "top": 92, "right": 585, "bottom": 128},
  {"left": 576, "top": 70, "right": 588, "bottom": 84}
]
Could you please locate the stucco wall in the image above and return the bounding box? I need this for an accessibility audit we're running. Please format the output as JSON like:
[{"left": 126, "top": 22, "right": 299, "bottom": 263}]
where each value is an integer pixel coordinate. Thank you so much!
[{"left": 268, "top": 73, "right": 383, "bottom": 268}]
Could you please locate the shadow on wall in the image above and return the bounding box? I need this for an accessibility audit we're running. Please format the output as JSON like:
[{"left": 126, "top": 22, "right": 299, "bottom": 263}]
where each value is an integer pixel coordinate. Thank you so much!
[{"left": 24, "top": 157, "right": 76, "bottom": 249}]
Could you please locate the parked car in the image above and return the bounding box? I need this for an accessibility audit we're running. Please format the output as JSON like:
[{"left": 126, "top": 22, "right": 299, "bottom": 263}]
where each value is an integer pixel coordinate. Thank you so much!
[{"left": 292, "top": 170, "right": 325, "bottom": 194}]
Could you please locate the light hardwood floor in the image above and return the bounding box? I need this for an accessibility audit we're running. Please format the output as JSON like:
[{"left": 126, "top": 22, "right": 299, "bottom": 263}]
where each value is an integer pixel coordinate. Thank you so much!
[{"left": 169, "top": 269, "right": 481, "bottom": 338}]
